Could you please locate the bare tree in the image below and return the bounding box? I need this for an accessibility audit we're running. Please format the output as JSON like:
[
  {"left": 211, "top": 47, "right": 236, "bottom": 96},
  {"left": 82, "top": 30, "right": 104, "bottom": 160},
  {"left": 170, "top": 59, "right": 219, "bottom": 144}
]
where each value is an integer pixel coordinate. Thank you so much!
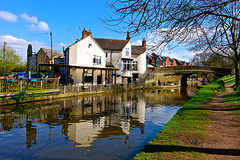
[{"left": 102, "top": 0, "right": 240, "bottom": 85}]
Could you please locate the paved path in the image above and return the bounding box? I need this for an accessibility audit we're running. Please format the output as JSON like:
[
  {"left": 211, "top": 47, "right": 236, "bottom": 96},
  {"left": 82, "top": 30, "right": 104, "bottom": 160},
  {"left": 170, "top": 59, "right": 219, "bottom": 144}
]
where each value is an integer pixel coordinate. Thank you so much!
[{"left": 201, "top": 84, "right": 240, "bottom": 160}]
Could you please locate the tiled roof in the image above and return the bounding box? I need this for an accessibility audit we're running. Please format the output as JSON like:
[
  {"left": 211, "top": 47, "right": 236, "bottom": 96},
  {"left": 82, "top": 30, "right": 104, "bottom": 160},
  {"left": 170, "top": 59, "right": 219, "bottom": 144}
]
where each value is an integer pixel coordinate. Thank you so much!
[
  {"left": 169, "top": 58, "right": 174, "bottom": 63},
  {"left": 131, "top": 45, "right": 146, "bottom": 55},
  {"left": 161, "top": 56, "right": 169, "bottom": 61},
  {"left": 94, "top": 38, "right": 129, "bottom": 50},
  {"left": 180, "top": 60, "right": 186, "bottom": 65},
  {"left": 146, "top": 54, "right": 153, "bottom": 60},
  {"left": 40, "top": 48, "right": 64, "bottom": 58}
]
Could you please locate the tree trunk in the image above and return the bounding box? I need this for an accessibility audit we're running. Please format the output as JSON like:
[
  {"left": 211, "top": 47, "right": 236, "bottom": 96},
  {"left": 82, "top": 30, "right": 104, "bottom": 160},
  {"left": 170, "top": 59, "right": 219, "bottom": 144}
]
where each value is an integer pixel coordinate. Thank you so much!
[{"left": 234, "top": 59, "right": 240, "bottom": 86}]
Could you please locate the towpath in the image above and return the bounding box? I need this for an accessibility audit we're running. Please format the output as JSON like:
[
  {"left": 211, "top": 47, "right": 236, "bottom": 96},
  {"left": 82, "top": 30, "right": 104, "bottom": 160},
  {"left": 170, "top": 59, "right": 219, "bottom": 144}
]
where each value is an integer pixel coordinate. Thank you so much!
[{"left": 200, "top": 84, "right": 240, "bottom": 160}]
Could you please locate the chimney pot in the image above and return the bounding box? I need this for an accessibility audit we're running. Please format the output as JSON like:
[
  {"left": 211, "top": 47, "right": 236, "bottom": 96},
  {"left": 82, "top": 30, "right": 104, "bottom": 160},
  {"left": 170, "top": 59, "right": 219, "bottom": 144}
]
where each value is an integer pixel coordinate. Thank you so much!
[
  {"left": 142, "top": 38, "right": 146, "bottom": 46},
  {"left": 126, "top": 31, "right": 131, "bottom": 40},
  {"left": 82, "top": 28, "right": 88, "bottom": 39}
]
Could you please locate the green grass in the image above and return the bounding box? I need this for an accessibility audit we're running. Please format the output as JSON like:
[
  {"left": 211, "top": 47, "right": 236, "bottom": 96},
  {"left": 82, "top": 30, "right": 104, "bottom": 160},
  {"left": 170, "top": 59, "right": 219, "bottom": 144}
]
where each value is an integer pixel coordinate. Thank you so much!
[
  {"left": 224, "top": 89, "right": 240, "bottom": 120},
  {"left": 133, "top": 77, "right": 231, "bottom": 160}
]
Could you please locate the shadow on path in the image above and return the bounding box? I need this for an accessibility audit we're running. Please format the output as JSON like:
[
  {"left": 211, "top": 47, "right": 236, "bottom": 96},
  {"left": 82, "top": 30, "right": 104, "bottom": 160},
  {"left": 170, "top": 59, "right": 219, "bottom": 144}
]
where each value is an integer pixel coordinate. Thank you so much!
[{"left": 144, "top": 144, "right": 240, "bottom": 156}]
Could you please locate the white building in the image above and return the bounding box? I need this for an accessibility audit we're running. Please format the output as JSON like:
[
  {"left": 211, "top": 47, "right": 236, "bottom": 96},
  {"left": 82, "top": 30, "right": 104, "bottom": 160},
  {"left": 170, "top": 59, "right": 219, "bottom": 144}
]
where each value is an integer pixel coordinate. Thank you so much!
[
  {"left": 94, "top": 32, "right": 147, "bottom": 83},
  {"left": 64, "top": 29, "right": 108, "bottom": 85},
  {"left": 64, "top": 28, "right": 146, "bottom": 85}
]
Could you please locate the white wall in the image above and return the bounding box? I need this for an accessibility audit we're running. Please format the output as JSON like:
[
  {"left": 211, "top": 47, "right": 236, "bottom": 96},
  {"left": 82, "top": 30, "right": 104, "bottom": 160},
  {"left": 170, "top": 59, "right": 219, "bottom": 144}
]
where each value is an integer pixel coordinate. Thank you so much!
[{"left": 69, "top": 36, "right": 106, "bottom": 69}]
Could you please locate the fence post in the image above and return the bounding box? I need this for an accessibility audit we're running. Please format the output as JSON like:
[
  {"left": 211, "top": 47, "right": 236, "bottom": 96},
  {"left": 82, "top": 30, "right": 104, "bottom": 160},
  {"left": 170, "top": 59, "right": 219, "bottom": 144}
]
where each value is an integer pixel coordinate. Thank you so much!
[
  {"left": 41, "top": 80, "right": 43, "bottom": 90},
  {"left": 20, "top": 80, "right": 22, "bottom": 92},
  {"left": 64, "top": 85, "right": 66, "bottom": 94}
]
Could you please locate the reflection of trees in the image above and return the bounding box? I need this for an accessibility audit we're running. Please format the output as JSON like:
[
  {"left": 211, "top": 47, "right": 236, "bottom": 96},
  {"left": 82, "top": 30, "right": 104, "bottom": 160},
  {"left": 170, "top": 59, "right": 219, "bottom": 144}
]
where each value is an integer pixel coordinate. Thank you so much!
[
  {"left": 144, "top": 87, "right": 198, "bottom": 107},
  {"left": 25, "top": 121, "right": 37, "bottom": 148}
]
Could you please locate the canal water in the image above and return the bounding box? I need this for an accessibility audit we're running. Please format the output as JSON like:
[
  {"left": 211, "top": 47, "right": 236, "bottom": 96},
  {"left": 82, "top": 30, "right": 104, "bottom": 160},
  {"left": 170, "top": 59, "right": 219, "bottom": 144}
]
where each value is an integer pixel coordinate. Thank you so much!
[{"left": 0, "top": 84, "right": 198, "bottom": 160}]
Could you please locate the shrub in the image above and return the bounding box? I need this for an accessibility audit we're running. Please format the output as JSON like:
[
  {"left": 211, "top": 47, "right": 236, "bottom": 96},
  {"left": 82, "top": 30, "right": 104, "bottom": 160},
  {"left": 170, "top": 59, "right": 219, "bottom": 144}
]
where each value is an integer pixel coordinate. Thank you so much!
[{"left": 13, "top": 91, "right": 28, "bottom": 103}]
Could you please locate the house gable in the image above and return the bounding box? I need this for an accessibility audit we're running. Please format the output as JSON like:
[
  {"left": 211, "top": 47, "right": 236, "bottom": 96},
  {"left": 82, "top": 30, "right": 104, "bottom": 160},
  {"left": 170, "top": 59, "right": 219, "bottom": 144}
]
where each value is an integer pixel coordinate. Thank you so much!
[{"left": 68, "top": 36, "right": 106, "bottom": 68}]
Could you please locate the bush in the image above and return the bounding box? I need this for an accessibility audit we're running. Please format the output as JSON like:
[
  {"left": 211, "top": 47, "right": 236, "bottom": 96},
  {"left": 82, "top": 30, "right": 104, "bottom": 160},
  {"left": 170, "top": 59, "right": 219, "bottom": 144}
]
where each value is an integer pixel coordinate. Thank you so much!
[
  {"left": 167, "top": 81, "right": 174, "bottom": 84},
  {"left": 13, "top": 91, "right": 28, "bottom": 103}
]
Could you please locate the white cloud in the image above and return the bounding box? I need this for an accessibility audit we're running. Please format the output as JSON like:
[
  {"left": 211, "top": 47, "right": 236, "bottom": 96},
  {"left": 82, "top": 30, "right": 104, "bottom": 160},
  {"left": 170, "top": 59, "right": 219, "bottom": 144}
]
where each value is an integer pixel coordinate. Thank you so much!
[
  {"left": 20, "top": 13, "right": 38, "bottom": 23},
  {"left": 0, "top": 35, "right": 49, "bottom": 61},
  {"left": 56, "top": 43, "right": 67, "bottom": 48},
  {"left": 0, "top": 11, "right": 18, "bottom": 22},
  {"left": 21, "top": 13, "right": 50, "bottom": 31},
  {"left": 0, "top": 35, "right": 66, "bottom": 61},
  {"left": 28, "top": 21, "right": 50, "bottom": 31}
]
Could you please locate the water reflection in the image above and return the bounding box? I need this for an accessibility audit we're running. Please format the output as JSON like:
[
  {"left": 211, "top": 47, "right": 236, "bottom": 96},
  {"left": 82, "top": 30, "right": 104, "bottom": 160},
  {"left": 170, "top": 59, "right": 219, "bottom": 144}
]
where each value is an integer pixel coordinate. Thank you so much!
[{"left": 0, "top": 86, "right": 198, "bottom": 160}]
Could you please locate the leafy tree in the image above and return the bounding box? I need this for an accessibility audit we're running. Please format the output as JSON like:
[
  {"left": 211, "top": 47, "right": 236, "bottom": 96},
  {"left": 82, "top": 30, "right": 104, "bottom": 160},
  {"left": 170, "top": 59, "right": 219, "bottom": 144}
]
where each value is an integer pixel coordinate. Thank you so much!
[
  {"left": 191, "top": 52, "right": 233, "bottom": 68},
  {"left": 0, "top": 46, "right": 26, "bottom": 75},
  {"left": 103, "top": 0, "right": 240, "bottom": 85}
]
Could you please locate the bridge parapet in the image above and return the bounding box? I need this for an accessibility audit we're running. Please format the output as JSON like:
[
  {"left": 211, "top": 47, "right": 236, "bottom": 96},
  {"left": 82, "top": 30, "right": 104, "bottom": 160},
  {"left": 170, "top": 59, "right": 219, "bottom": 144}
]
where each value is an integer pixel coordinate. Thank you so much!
[{"left": 155, "top": 66, "right": 233, "bottom": 77}]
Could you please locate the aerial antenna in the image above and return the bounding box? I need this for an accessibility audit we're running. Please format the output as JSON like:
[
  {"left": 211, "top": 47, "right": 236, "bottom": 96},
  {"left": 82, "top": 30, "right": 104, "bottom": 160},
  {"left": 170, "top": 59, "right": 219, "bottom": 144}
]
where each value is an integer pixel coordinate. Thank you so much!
[{"left": 68, "top": 29, "right": 74, "bottom": 43}]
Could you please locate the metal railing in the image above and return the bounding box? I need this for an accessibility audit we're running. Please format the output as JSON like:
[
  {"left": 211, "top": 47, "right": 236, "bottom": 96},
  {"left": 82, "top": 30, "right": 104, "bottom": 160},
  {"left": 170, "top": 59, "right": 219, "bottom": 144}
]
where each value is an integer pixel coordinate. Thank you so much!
[
  {"left": 0, "top": 78, "right": 59, "bottom": 93},
  {"left": 59, "top": 82, "right": 141, "bottom": 94}
]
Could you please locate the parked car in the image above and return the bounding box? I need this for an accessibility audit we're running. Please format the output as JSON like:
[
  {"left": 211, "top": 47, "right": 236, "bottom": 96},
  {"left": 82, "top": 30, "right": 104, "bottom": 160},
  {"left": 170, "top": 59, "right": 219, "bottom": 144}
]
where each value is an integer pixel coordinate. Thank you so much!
[
  {"left": 23, "top": 72, "right": 45, "bottom": 79},
  {"left": 16, "top": 72, "right": 25, "bottom": 79}
]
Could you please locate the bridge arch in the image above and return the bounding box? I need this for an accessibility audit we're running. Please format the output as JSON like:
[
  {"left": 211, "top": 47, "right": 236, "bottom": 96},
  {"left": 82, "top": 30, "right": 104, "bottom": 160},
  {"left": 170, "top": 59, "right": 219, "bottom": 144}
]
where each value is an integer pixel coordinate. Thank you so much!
[{"left": 155, "top": 66, "right": 233, "bottom": 86}]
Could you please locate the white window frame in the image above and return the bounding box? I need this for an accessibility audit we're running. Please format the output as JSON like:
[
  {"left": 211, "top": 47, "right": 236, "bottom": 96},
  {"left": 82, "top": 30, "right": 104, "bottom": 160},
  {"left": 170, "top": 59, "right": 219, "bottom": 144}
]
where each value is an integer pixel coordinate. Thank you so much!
[
  {"left": 93, "top": 55, "right": 101, "bottom": 64},
  {"left": 132, "top": 61, "right": 138, "bottom": 71},
  {"left": 122, "top": 60, "right": 132, "bottom": 71}
]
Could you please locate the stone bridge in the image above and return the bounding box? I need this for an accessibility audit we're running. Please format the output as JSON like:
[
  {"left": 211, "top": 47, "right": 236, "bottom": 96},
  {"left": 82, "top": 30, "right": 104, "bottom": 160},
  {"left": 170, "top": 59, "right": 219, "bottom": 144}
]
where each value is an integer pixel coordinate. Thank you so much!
[{"left": 153, "top": 66, "right": 233, "bottom": 86}]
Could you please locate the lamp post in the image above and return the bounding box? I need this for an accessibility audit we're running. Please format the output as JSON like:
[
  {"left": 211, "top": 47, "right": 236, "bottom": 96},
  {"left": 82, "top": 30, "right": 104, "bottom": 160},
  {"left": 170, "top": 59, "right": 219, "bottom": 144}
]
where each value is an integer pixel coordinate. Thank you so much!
[{"left": 3, "top": 42, "right": 6, "bottom": 78}]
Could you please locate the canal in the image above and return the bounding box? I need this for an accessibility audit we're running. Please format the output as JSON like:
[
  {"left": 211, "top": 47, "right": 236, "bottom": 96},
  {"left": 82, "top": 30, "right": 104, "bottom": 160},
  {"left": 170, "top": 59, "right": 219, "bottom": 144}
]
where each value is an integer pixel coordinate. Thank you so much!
[{"left": 0, "top": 84, "right": 198, "bottom": 160}]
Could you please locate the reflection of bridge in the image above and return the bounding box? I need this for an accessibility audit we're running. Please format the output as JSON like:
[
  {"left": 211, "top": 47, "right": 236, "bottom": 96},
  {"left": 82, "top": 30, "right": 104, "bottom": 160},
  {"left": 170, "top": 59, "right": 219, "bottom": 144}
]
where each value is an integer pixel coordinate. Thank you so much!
[{"left": 155, "top": 66, "right": 233, "bottom": 86}]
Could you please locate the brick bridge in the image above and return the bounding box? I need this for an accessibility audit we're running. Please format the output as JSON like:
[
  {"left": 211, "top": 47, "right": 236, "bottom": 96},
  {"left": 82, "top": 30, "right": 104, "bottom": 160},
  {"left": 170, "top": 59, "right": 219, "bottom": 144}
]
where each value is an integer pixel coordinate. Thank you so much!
[{"left": 153, "top": 66, "right": 233, "bottom": 86}]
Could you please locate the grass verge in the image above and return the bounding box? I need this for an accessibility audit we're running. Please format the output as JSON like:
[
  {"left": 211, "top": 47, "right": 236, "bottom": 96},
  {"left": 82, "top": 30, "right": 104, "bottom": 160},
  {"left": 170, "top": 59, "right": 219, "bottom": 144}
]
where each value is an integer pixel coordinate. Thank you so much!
[
  {"left": 133, "top": 78, "right": 227, "bottom": 160},
  {"left": 224, "top": 83, "right": 240, "bottom": 120}
]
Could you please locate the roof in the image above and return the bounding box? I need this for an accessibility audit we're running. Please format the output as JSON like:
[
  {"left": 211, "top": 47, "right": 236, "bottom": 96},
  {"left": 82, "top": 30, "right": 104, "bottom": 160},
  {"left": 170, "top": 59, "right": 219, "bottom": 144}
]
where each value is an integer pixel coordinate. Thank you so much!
[
  {"left": 161, "top": 56, "right": 169, "bottom": 61},
  {"left": 94, "top": 38, "right": 129, "bottom": 50},
  {"left": 131, "top": 45, "right": 146, "bottom": 55},
  {"left": 146, "top": 54, "right": 153, "bottom": 60},
  {"left": 151, "top": 53, "right": 161, "bottom": 60},
  {"left": 40, "top": 48, "right": 64, "bottom": 58},
  {"left": 169, "top": 58, "right": 174, "bottom": 63},
  {"left": 180, "top": 60, "right": 186, "bottom": 65}
]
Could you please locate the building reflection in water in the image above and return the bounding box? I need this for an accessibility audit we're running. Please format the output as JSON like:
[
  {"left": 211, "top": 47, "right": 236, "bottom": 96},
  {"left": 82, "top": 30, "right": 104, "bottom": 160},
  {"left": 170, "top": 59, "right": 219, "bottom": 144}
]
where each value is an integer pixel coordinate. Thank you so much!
[
  {"left": 0, "top": 86, "right": 197, "bottom": 150},
  {"left": 65, "top": 92, "right": 146, "bottom": 148}
]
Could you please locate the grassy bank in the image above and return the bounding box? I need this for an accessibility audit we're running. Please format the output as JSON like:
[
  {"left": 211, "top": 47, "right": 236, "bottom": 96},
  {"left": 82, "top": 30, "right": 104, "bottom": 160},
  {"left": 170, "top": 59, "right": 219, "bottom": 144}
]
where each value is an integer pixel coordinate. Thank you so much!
[
  {"left": 224, "top": 82, "right": 240, "bottom": 120},
  {"left": 133, "top": 78, "right": 228, "bottom": 160}
]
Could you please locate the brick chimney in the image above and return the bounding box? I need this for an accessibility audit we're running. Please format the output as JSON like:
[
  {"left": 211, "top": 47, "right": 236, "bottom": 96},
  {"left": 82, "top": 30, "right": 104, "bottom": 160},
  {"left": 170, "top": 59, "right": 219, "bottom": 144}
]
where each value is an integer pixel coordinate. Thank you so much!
[
  {"left": 82, "top": 28, "right": 88, "bottom": 39},
  {"left": 87, "top": 30, "right": 92, "bottom": 36},
  {"left": 142, "top": 38, "right": 146, "bottom": 46},
  {"left": 126, "top": 31, "right": 131, "bottom": 40}
]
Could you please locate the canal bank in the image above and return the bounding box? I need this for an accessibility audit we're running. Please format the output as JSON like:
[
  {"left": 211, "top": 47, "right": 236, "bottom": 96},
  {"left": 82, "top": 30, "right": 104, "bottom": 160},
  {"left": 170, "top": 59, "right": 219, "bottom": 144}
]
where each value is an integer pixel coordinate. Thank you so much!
[
  {"left": 0, "top": 84, "right": 180, "bottom": 106},
  {"left": 133, "top": 77, "right": 240, "bottom": 159}
]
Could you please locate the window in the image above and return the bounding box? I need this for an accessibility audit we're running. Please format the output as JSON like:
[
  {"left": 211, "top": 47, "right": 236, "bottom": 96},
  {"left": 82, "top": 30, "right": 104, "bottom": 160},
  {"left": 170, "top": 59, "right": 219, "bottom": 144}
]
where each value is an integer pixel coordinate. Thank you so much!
[
  {"left": 122, "top": 60, "right": 132, "bottom": 70},
  {"left": 132, "top": 61, "right": 138, "bottom": 70},
  {"left": 106, "top": 52, "right": 108, "bottom": 58},
  {"left": 125, "top": 48, "right": 130, "bottom": 56},
  {"left": 93, "top": 55, "right": 101, "bottom": 64},
  {"left": 59, "top": 59, "right": 64, "bottom": 64}
]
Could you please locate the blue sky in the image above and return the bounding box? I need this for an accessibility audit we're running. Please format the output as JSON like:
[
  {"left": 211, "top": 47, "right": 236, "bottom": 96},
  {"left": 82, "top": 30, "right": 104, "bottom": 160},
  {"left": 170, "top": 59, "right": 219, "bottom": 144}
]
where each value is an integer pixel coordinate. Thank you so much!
[{"left": 0, "top": 0, "right": 194, "bottom": 62}]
